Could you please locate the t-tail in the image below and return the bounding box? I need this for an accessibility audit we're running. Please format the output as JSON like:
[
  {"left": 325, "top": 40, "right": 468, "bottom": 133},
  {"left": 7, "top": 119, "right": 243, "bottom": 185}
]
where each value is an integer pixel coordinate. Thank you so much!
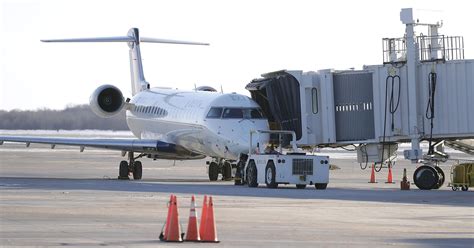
[{"left": 41, "top": 28, "right": 209, "bottom": 95}]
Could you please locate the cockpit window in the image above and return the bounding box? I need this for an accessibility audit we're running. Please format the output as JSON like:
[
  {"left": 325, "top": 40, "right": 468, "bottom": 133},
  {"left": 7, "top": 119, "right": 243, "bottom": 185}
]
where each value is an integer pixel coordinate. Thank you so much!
[
  {"left": 223, "top": 108, "right": 243, "bottom": 118},
  {"left": 250, "top": 108, "right": 265, "bottom": 118},
  {"left": 207, "top": 107, "right": 266, "bottom": 119},
  {"left": 206, "top": 107, "right": 223, "bottom": 118}
]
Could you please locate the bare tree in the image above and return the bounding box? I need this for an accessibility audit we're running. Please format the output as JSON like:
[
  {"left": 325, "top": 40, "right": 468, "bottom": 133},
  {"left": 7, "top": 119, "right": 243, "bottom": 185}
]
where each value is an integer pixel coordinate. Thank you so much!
[{"left": 0, "top": 105, "right": 128, "bottom": 130}]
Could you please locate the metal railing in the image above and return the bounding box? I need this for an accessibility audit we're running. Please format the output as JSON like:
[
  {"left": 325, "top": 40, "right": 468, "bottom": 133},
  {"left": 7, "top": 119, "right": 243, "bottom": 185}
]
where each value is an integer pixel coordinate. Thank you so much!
[
  {"left": 417, "top": 35, "right": 464, "bottom": 62},
  {"left": 383, "top": 35, "right": 465, "bottom": 64},
  {"left": 382, "top": 37, "right": 407, "bottom": 64}
]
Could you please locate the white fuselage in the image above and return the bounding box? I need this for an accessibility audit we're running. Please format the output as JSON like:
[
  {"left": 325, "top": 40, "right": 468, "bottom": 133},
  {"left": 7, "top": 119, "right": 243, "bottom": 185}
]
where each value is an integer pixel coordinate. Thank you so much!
[{"left": 126, "top": 88, "right": 269, "bottom": 160}]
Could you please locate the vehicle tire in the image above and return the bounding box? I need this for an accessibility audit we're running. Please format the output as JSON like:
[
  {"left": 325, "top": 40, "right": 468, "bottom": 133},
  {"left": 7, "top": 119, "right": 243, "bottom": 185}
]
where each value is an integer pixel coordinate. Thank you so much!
[
  {"left": 247, "top": 161, "right": 258, "bottom": 188},
  {"left": 265, "top": 161, "right": 278, "bottom": 188},
  {"left": 315, "top": 183, "right": 327, "bottom": 190},
  {"left": 452, "top": 186, "right": 458, "bottom": 191},
  {"left": 222, "top": 162, "right": 232, "bottom": 181},
  {"left": 208, "top": 162, "right": 219, "bottom": 181},
  {"left": 461, "top": 185, "right": 469, "bottom": 191},
  {"left": 133, "top": 161, "right": 142, "bottom": 180},
  {"left": 119, "top": 160, "right": 129, "bottom": 179},
  {"left": 433, "top": 166, "right": 445, "bottom": 189},
  {"left": 234, "top": 160, "right": 245, "bottom": 185},
  {"left": 413, "top": 165, "right": 439, "bottom": 190},
  {"left": 296, "top": 184, "right": 306, "bottom": 189}
]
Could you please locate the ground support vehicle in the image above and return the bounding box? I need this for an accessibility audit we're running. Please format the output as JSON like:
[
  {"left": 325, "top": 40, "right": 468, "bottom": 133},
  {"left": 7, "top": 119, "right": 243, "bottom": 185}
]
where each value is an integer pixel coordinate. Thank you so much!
[{"left": 236, "top": 130, "right": 329, "bottom": 189}]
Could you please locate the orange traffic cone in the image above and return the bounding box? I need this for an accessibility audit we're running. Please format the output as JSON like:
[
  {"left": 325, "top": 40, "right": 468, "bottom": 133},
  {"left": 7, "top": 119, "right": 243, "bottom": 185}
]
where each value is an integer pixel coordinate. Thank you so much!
[
  {"left": 369, "top": 164, "right": 377, "bottom": 183},
  {"left": 185, "top": 195, "right": 200, "bottom": 241},
  {"left": 159, "top": 194, "right": 174, "bottom": 241},
  {"left": 160, "top": 195, "right": 183, "bottom": 242},
  {"left": 201, "top": 196, "right": 219, "bottom": 243},
  {"left": 199, "top": 195, "right": 208, "bottom": 239},
  {"left": 385, "top": 163, "right": 394, "bottom": 184}
]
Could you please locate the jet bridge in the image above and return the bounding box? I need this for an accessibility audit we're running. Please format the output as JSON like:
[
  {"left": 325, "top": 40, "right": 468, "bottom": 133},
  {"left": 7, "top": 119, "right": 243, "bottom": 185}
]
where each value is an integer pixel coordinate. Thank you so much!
[{"left": 246, "top": 8, "right": 474, "bottom": 190}]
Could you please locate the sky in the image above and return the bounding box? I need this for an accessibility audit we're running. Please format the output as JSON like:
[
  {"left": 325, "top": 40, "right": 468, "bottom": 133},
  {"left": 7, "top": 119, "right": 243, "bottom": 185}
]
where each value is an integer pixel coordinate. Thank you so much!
[{"left": 1, "top": 0, "right": 473, "bottom": 110}]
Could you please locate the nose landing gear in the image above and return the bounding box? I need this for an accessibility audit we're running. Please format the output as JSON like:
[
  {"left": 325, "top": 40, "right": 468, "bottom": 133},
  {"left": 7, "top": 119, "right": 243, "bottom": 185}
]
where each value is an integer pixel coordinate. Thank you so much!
[{"left": 207, "top": 158, "right": 234, "bottom": 181}]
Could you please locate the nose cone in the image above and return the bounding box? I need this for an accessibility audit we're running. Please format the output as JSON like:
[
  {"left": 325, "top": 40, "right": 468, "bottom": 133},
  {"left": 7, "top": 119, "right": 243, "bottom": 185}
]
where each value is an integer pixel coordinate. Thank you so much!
[
  {"left": 231, "top": 120, "right": 270, "bottom": 155},
  {"left": 206, "top": 118, "right": 270, "bottom": 160}
]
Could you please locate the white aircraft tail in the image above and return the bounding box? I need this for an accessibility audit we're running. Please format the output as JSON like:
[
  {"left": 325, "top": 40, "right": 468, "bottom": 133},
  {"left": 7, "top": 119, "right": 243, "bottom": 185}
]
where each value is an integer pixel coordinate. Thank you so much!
[{"left": 42, "top": 28, "right": 209, "bottom": 95}]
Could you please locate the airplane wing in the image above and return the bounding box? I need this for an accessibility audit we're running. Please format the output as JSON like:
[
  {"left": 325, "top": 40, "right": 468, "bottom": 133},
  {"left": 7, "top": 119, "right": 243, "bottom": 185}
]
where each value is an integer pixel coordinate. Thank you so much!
[{"left": 0, "top": 136, "right": 204, "bottom": 159}]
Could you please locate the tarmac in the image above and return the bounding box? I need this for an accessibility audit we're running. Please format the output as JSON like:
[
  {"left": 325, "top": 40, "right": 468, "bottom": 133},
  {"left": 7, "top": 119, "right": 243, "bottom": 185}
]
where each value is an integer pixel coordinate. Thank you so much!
[{"left": 1, "top": 135, "right": 473, "bottom": 247}]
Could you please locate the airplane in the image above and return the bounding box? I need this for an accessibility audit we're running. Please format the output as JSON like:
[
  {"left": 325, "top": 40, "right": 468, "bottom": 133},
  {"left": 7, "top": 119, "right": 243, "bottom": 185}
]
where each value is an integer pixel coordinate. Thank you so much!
[{"left": 0, "top": 28, "right": 270, "bottom": 181}]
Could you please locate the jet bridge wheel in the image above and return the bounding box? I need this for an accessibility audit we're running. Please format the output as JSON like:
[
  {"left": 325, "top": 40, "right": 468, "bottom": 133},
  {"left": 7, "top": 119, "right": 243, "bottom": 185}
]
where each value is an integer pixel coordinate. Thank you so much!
[
  {"left": 118, "top": 161, "right": 129, "bottom": 180},
  {"left": 413, "top": 165, "right": 444, "bottom": 190},
  {"left": 133, "top": 161, "right": 142, "bottom": 180},
  {"left": 433, "top": 166, "right": 445, "bottom": 189}
]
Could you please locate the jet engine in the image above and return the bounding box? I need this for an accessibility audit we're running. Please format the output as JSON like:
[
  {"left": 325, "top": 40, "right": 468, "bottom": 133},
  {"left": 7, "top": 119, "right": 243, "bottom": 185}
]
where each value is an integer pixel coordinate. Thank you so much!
[
  {"left": 89, "top": 84, "right": 124, "bottom": 117},
  {"left": 196, "top": 86, "right": 217, "bottom": 92}
]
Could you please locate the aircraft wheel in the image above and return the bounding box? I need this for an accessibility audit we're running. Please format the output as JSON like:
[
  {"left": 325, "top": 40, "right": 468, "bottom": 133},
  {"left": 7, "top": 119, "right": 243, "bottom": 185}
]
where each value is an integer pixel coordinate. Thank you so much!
[
  {"left": 247, "top": 161, "right": 258, "bottom": 188},
  {"left": 208, "top": 162, "right": 219, "bottom": 181},
  {"left": 296, "top": 184, "right": 306, "bottom": 189},
  {"left": 413, "top": 165, "right": 439, "bottom": 190},
  {"left": 461, "top": 186, "right": 469, "bottom": 191},
  {"left": 315, "top": 183, "right": 327, "bottom": 190},
  {"left": 265, "top": 161, "right": 278, "bottom": 188},
  {"left": 118, "top": 160, "right": 129, "bottom": 180},
  {"left": 133, "top": 161, "right": 142, "bottom": 180}
]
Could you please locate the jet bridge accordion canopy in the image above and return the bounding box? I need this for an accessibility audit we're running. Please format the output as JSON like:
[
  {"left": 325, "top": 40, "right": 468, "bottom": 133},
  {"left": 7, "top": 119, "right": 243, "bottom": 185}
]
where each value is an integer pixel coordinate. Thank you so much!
[{"left": 246, "top": 72, "right": 302, "bottom": 145}]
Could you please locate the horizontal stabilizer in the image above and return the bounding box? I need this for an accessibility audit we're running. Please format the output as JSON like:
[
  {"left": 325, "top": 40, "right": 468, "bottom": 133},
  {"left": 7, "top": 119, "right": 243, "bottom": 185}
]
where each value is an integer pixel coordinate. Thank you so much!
[
  {"left": 42, "top": 35, "right": 208, "bottom": 46},
  {"left": 140, "top": 37, "right": 208, "bottom": 46},
  {"left": 41, "top": 36, "right": 135, "bottom": 43}
]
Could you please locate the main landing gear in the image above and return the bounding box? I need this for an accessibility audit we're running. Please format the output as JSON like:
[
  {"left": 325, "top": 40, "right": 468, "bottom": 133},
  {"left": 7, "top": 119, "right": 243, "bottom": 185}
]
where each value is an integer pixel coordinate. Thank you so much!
[
  {"left": 208, "top": 158, "right": 234, "bottom": 181},
  {"left": 118, "top": 152, "right": 143, "bottom": 180},
  {"left": 413, "top": 164, "right": 445, "bottom": 190}
]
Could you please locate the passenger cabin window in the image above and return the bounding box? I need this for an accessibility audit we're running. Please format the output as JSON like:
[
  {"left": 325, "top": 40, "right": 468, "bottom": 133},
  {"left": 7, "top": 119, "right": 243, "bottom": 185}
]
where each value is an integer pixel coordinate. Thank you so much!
[
  {"left": 206, "top": 107, "right": 223, "bottom": 118},
  {"left": 312, "top": 88, "right": 318, "bottom": 114}
]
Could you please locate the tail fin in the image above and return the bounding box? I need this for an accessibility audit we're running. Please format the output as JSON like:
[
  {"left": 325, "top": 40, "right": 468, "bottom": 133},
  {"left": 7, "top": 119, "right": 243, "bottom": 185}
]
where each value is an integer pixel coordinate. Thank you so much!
[{"left": 42, "top": 28, "right": 209, "bottom": 95}]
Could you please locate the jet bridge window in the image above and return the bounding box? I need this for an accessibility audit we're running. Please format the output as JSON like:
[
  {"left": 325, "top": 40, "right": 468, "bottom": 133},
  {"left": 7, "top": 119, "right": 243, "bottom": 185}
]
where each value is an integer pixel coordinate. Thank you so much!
[{"left": 312, "top": 88, "right": 318, "bottom": 114}]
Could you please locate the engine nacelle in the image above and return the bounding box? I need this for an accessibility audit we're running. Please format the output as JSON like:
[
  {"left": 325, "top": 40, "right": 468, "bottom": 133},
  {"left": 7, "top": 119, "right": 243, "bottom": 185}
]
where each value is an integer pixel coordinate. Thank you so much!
[
  {"left": 89, "top": 84, "right": 124, "bottom": 118},
  {"left": 196, "top": 86, "right": 217, "bottom": 92}
]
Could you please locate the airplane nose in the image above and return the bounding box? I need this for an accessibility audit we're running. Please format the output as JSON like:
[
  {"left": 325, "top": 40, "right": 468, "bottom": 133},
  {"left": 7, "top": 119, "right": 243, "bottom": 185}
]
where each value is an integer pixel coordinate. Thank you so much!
[
  {"left": 239, "top": 122, "right": 269, "bottom": 150},
  {"left": 219, "top": 119, "right": 269, "bottom": 157}
]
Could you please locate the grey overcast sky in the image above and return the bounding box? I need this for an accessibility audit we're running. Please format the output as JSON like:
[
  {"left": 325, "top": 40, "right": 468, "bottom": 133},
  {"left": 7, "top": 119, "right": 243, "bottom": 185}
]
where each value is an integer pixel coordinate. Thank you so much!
[{"left": 1, "top": 0, "right": 473, "bottom": 110}]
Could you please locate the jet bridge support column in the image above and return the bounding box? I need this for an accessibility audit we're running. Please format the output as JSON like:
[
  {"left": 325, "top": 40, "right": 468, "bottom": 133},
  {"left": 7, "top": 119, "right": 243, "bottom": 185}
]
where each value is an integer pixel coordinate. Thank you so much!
[{"left": 401, "top": 8, "right": 422, "bottom": 162}]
